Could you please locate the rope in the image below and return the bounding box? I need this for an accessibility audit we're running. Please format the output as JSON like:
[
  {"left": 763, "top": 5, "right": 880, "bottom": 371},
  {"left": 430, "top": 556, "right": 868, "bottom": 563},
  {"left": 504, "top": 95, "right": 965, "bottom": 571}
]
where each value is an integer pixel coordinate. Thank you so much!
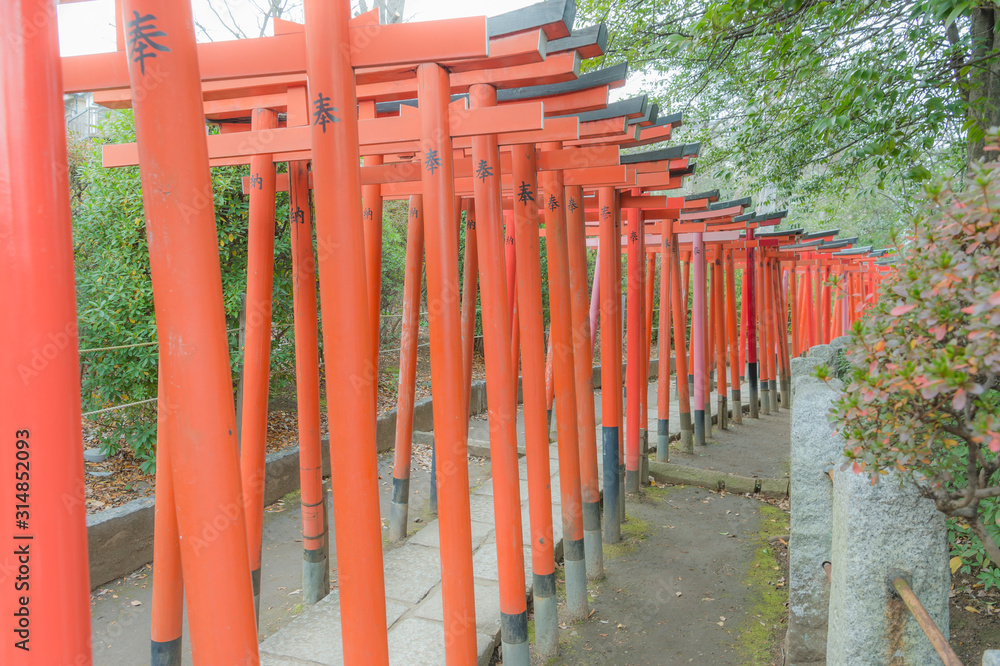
[
  {"left": 378, "top": 334, "right": 484, "bottom": 356},
  {"left": 82, "top": 397, "right": 159, "bottom": 417},
  {"left": 79, "top": 327, "right": 243, "bottom": 354}
]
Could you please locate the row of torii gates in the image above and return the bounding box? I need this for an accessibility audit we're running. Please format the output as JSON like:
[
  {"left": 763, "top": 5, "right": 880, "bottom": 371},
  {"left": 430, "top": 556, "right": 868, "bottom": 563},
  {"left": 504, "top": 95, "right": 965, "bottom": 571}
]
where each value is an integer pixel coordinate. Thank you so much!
[{"left": 1, "top": 0, "right": 893, "bottom": 664}]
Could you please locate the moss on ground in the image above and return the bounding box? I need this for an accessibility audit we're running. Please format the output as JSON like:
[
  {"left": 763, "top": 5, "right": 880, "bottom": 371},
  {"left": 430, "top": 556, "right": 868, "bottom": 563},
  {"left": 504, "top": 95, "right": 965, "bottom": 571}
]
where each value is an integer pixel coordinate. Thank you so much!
[
  {"left": 736, "top": 504, "right": 790, "bottom": 665},
  {"left": 643, "top": 483, "right": 675, "bottom": 502},
  {"left": 603, "top": 512, "right": 650, "bottom": 559}
]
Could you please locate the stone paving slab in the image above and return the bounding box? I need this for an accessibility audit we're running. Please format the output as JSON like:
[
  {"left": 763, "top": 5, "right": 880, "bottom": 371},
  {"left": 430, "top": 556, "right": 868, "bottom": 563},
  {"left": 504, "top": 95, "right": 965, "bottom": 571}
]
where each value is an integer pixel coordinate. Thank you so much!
[
  {"left": 382, "top": 543, "right": 443, "bottom": 605},
  {"left": 413, "top": 579, "right": 504, "bottom": 636},
  {"left": 260, "top": 440, "right": 595, "bottom": 666},
  {"left": 386, "top": 617, "right": 497, "bottom": 666},
  {"left": 408, "top": 516, "right": 493, "bottom": 550},
  {"left": 259, "top": 591, "right": 408, "bottom": 665}
]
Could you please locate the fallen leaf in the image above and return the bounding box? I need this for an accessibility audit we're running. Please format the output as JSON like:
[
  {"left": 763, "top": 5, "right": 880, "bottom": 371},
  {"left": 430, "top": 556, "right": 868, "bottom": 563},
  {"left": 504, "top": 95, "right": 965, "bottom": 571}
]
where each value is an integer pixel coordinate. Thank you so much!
[
  {"left": 130, "top": 600, "right": 141, "bottom": 606},
  {"left": 965, "top": 606, "right": 981, "bottom": 614},
  {"left": 951, "top": 557, "right": 962, "bottom": 574},
  {"left": 717, "top": 621, "right": 725, "bottom": 627},
  {"left": 676, "top": 592, "right": 682, "bottom": 597}
]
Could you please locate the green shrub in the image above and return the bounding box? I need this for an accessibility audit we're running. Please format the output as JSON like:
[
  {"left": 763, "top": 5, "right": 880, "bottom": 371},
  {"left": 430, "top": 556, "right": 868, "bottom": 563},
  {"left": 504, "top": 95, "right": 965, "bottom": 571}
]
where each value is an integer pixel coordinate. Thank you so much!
[
  {"left": 74, "top": 111, "right": 295, "bottom": 470},
  {"left": 831, "top": 136, "right": 1000, "bottom": 572}
]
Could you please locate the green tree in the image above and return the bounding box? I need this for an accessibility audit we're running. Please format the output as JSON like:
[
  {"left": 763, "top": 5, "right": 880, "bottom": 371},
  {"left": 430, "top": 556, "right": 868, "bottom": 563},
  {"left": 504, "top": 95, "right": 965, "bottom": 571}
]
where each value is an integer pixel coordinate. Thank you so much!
[
  {"left": 74, "top": 110, "right": 295, "bottom": 470},
  {"left": 578, "top": 0, "right": 1000, "bottom": 222},
  {"left": 830, "top": 139, "right": 1000, "bottom": 570}
]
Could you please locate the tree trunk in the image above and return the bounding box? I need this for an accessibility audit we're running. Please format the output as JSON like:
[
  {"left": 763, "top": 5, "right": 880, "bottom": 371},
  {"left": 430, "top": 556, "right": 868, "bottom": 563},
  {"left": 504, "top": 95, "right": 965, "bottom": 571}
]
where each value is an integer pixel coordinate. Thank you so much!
[
  {"left": 970, "top": 516, "right": 1000, "bottom": 570},
  {"left": 966, "top": 5, "right": 1000, "bottom": 166}
]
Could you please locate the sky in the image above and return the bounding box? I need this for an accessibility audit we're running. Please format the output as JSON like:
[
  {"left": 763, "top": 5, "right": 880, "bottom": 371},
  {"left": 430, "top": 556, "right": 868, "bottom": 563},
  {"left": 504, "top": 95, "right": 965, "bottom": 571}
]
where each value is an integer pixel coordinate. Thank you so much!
[
  {"left": 57, "top": 0, "right": 540, "bottom": 56},
  {"left": 57, "top": 0, "right": 645, "bottom": 102}
]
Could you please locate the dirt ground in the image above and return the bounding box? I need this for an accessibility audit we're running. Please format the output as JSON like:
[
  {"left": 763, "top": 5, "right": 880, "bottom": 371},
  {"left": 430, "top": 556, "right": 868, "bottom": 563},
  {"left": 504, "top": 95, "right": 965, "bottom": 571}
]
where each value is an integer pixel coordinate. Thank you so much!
[
  {"left": 518, "top": 484, "right": 790, "bottom": 666},
  {"left": 665, "top": 409, "right": 791, "bottom": 481},
  {"left": 81, "top": 336, "right": 485, "bottom": 513},
  {"left": 949, "top": 570, "right": 1000, "bottom": 663},
  {"left": 88, "top": 445, "right": 493, "bottom": 664}
]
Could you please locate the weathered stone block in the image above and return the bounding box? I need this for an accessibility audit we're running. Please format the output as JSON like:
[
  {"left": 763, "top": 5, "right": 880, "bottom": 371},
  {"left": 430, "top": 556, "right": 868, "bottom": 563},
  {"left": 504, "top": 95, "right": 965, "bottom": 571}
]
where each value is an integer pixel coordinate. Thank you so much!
[
  {"left": 759, "top": 477, "right": 790, "bottom": 499},
  {"left": 829, "top": 336, "right": 851, "bottom": 350},
  {"left": 787, "top": 380, "right": 843, "bottom": 665},
  {"left": 827, "top": 468, "right": 949, "bottom": 665},
  {"left": 647, "top": 461, "right": 725, "bottom": 491},
  {"left": 807, "top": 344, "right": 837, "bottom": 365},
  {"left": 724, "top": 475, "right": 757, "bottom": 495},
  {"left": 790, "top": 356, "right": 832, "bottom": 407},
  {"left": 412, "top": 396, "right": 434, "bottom": 432}
]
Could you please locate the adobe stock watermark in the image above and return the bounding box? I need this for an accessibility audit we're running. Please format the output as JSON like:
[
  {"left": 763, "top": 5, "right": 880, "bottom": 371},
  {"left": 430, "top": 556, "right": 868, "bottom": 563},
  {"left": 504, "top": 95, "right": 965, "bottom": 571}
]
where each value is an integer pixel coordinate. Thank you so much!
[
  {"left": 17, "top": 321, "right": 79, "bottom": 387},
  {"left": 5, "top": 1, "right": 57, "bottom": 51}
]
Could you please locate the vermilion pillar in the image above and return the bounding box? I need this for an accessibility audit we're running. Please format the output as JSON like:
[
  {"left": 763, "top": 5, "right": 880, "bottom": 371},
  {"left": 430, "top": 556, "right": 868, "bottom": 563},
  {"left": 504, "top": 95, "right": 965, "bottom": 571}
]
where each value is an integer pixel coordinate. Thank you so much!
[
  {"left": 1, "top": 4, "right": 92, "bottom": 663},
  {"left": 512, "top": 144, "right": 558, "bottom": 656},
  {"left": 240, "top": 106, "right": 278, "bottom": 619},
  {"left": 564, "top": 184, "right": 603, "bottom": 579},
  {"left": 789, "top": 260, "right": 800, "bottom": 358},
  {"left": 713, "top": 255, "right": 728, "bottom": 430},
  {"left": 598, "top": 187, "right": 621, "bottom": 542},
  {"left": 612, "top": 194, "right": 625, "bottom": 523},
  {"left": 544, "top": 334, "right": 555, "bottom": 434},
  {"left": 539, "top": 156, "right": 587, "bottom": 620},
  {"left": 362, "top": 153, "right": 384, "bottom": 384},
  {"left": 417, "top": 62, "right": 479, "bottom": 663},
  {"left": 624, "top": 203, "right": 641, "bottom": 494},
  {"left": 725, "top": 250, "right": 742, "bottom": 425},
  {"left": 642, "top": 250, "right": 655, "bottom": 478},
  {"left": 151, "top": 372, "right": 183, "bottom": 663},
  {"left": 656, "top": 222, "right": 672, "bottom": 461},
  {"left": 304, "top": 0, "right": 389, "bottom": 661},
  {"left": 389, "top": 196, "right": 424, "bottom": 543},
  {"left": 692, "top": 234, "right": 707, "bottom": 445},
  {"left": 461, "top": 200, "right": 479, "bottom": 420},
  {"left": 746, "top": 231, "right": 759, "bottom": 419},
  {"left": 739, "top": 267, "right": 748, "bottom": 382},
  {"left": 119, "top": 0, "right": 258, "bottom": 660},
  {"left": 759, "top": 250, "right": 772, "bottom": 415},
  {"left": 704, "top": 250, "right": 714, "bottom": 439},
  {"left": 589, "top": 244, "right": 601, "bottom": 357},
  {"left": 668, "top": 223, "right": 693, "bottom": 452},
  {"left": 469, "top": 83, "right": 529, "bottom": 663},
  {"left": 289, "top": 160, "right": 329, "bottom": 604}
]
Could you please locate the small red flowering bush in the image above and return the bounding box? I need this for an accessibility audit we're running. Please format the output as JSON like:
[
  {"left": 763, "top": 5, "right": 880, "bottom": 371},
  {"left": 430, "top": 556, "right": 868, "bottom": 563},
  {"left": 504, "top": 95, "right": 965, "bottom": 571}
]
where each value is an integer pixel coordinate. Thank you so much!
[{"left": 831, "top": 141, "right": 1000, "bottom": 568}]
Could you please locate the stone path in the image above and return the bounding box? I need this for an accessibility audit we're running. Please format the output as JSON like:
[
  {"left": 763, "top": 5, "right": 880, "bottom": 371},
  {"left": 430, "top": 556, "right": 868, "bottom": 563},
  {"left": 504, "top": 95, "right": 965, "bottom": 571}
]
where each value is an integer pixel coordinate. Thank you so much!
[
  {"left": 89, "top": 374, "right": 788, "bottom": 664},
  {"left": 258, "top": 378, "right": 780, "bottom": 665},
  {"left": 259, "top": 440, "right": 600, "bottom": 666}
]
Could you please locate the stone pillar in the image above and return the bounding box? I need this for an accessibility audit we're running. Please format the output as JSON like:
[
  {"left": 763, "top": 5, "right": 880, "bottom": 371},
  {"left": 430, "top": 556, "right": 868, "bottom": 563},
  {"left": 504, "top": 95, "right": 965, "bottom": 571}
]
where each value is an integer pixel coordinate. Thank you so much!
[
  {"left": 827, "top": 469, "right": 950, "bottom": 665},
  {"left": 786, "top": 356, "right": 843, "bottom": 665}
]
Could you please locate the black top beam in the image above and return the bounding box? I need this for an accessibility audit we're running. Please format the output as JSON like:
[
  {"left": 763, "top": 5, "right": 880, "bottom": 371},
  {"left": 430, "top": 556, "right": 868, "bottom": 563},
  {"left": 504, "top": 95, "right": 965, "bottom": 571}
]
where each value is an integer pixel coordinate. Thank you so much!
[
  {"left": 620, "top": 142, "right": 700, "bottom": 164},
  {"left": 802, "top": 228, "right": 839, "bottom": 240},
  {"left": 685, "top": 189, "right": 719, "bottom": 202},
  {"left": 709, "top": 196, "right": 751, "bottom": 210},
  {"left": 488, "top": 0, "right": 576, "bottom": 40},
  {"left": 496, "top": 62, "right": 627, "bottom": 102},
  {"left": 565, "top": 95, "right": 647, "bottom": 123},
  {"left": 546, "top": 23, "right": 608, "bottom": 57}
]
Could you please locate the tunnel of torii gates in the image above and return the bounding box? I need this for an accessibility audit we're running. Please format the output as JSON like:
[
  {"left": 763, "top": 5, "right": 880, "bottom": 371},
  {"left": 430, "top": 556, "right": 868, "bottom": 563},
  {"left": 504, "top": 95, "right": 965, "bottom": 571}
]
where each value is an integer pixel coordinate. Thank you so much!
[{"left": 0, "top": 0, "right": 895, "bottom": 663}]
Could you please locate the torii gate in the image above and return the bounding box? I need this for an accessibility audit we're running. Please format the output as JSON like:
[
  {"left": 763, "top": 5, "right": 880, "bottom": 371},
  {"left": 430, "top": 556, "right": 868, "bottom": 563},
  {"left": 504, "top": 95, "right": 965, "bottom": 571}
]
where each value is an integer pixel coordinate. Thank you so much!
[
  {"left": 54, "top": 0, "right": 598, "bottom": 663},
  {"left": 58, "top": 1, "right": 684, "bottom": 660}
]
